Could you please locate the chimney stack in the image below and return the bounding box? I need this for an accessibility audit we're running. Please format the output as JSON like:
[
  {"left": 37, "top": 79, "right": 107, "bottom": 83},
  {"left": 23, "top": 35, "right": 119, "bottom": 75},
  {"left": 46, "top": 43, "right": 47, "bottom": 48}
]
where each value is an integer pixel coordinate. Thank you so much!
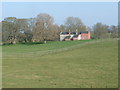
[
  {"left": 69, "top": 30, "right": 71, "bottom": 35},
  {"left": 76, "top": 29, "right": 78, "bottom": 35}
]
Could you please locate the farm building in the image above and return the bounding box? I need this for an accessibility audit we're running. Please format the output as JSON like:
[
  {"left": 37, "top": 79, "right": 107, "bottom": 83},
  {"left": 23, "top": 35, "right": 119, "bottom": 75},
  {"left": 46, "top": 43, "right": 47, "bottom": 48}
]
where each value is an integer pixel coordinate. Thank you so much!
[{"left": 60, "top": 31, "right": 90, "bottom": 41}]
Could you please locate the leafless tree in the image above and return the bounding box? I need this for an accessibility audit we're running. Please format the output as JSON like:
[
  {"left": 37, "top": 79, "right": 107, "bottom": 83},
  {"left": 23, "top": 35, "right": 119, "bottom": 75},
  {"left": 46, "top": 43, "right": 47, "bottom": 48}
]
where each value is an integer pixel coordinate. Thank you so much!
[
  {"left": 65, "top": 16, "right": 86, "bottom": 32},
  {"left": 32, "top": 13, "right": 59, "bottom": 43}
]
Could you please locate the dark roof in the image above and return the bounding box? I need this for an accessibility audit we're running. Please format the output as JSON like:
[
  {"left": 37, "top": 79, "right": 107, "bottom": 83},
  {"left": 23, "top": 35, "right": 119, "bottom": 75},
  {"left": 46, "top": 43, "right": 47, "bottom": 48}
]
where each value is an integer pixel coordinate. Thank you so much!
[
  {"left": 70, "top": 32, "right": 76, "bottom": 34},
  {"left": 61, "top": 32, "right": 69, "bottom": 34},
  {"left": 78, "top": 32, "right": 81, "bottom": 34},
  {"left": 78, "top": 31, "right": 88, "bottom": 34},
  {"left": 61, "top": 31, "right": 89, "bottom": 35}
]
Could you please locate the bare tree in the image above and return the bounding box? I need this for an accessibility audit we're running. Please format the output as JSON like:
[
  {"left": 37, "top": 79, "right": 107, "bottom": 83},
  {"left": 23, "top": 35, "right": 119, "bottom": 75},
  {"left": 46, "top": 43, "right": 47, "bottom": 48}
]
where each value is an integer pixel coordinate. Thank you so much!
[
  {"left": 109, "top": 25, "right": 118, "bottom": 38},
  {"left": 32, "top": 13, "right": 57, "bottom": 43},
  {"left": 93, "top": 23, "right": 109, "bottom": 39},
  {"left": 48, "top": 24, "right": 59, "bottom": 41},
  {"left": 59, "top": 24, "right": 66, "bottom": 32},
  {"left": 65, "top": 16, "right": 86, "bottom": 32}
]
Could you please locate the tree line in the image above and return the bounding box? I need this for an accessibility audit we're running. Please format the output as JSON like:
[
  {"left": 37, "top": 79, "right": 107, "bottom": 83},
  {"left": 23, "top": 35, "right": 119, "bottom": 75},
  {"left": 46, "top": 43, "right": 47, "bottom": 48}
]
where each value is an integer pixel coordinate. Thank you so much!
[{"left": 0, "top": 13, "right": 118, "bottom": 45}]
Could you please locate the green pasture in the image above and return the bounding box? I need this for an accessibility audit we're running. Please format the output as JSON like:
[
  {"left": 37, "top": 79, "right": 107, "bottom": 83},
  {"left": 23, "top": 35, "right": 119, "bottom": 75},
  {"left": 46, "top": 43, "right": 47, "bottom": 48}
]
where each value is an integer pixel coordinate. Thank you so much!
[{"left": 2, "top": 39, "right": 118, "bottom": 88}]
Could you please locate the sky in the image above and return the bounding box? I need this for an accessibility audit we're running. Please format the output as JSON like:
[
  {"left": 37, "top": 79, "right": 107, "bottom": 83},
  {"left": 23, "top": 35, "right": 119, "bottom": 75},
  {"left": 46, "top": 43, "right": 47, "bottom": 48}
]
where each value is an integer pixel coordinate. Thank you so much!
[{"left": 2, "top": 2, "right": 118, "bottom": 27}]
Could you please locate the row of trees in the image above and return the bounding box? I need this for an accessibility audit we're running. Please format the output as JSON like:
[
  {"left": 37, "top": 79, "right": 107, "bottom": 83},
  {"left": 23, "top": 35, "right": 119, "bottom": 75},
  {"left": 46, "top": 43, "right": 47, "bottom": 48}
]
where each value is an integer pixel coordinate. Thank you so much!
[
  {"left": 92, "top": 23, "right": 118, "bottom": 39},
  {"left": 0, "top": 13, "right": 118, "bottom": 44},
  {"left": 1, "top": 17, "right": 34, "bottom": 44}
]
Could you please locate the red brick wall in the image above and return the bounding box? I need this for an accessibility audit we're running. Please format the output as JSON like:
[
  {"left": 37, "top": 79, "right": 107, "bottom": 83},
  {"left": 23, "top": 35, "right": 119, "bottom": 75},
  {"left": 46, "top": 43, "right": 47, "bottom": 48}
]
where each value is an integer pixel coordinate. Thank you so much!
[{"left": 81, "top": 32, "right": 90, "bottom": 40}]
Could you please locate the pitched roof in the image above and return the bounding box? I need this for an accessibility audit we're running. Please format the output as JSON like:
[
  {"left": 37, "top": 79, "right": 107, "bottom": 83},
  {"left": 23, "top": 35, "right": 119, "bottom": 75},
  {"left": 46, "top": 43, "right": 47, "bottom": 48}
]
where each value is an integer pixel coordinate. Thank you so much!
[
  {"left": 78, "top": 31, "right": 88, "bottom": 34},
  {"left": 70, "top": 32, "right": 76, "bottom": 34},
  {"left": 60, "top": 32, "right": 69, "bottom": 34},
  {"left": 60, "top": 31, "right": 89, "bottom": 35}
]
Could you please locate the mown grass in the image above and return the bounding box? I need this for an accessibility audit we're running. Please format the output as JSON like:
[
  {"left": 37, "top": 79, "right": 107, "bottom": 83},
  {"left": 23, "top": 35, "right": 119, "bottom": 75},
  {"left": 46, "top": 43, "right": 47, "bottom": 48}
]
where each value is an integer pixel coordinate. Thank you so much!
[{"left": 2, "top": 39, "right": 118, "bottom": 88}]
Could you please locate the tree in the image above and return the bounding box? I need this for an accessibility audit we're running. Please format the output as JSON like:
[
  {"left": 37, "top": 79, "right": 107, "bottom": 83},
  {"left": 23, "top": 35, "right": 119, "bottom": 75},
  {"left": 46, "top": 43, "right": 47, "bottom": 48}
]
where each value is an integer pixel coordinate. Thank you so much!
[
  {"left": 59, "top": 24, "right": 66, "bottom": 32},
  {"left": 2, "top": 17, "right": 33, "bottom": 44},
  {"left": 2, "top": 17, "right": 22, "bottom": 44},
  {"left": 32, "top": 13, "right": 57, "bottom": 43},
  {"left": 86, "top": 26, "right": 91, "bottom": 32},
  {"left": 2, "top": 20, "right": 20, "bottom": 44},
  {"left": 4, "top": 17, "right": 17, "bottom": 23},
  {"left": 27, "top": 18, "right": 36, "bottom": 31},
  {"left": 47, "top": 24, "right": 59, "bottom": 41},
  {"left": 109, "top": 25, "right": 118, "bottom": 38},
  {"left": 15, "top": 18, "right": 33, "bottom": 42},
  {"left": 65, "top": 17, "right": 86, "bottom": 32},
  {"left": 93, "top": 23, "right": 109, "bottom": 39}
]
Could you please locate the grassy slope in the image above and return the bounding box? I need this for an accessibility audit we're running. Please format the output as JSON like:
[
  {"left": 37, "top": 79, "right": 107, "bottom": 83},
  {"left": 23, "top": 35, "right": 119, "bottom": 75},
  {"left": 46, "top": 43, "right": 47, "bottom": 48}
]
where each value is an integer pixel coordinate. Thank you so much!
[{"left": 2, "top": 39, "right": 118, "bottom": 88}]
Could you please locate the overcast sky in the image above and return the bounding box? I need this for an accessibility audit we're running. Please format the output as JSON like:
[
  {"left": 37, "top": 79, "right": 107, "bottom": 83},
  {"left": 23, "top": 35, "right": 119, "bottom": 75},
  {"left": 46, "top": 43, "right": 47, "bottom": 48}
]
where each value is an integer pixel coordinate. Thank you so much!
[{"left": 2, "top": 2, "right": 118, "bottom": 27}]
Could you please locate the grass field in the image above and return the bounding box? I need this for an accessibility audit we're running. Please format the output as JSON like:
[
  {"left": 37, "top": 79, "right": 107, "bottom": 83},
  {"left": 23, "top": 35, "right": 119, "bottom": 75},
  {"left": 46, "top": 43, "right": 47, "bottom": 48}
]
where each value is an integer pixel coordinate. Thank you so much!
[{"left": 2, "top": 39, "right": 118, "bottom": 88}]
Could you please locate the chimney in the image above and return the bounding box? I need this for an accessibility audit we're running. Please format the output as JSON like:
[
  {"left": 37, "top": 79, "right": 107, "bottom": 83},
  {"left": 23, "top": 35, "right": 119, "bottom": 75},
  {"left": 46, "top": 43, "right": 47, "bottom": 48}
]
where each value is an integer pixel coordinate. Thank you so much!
[
  {"left": 69, "top": 30, "right": 71, "bottom": 35},
  {"left": 76, "top": 29, "right": 78, "bottom": 35}
]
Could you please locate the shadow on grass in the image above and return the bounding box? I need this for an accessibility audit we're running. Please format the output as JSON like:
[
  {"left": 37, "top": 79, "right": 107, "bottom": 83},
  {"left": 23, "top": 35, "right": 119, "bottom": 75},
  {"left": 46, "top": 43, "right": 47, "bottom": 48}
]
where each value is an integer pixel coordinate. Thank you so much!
[
  {"left": 2, "top": 42, "right": 44, "bottom": 46},
  {"left": 19, "top": 42, "right": 44, "bottom": 45},
  {"left": 2, "top": 39, "right": 94, "bottom": 46}
]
